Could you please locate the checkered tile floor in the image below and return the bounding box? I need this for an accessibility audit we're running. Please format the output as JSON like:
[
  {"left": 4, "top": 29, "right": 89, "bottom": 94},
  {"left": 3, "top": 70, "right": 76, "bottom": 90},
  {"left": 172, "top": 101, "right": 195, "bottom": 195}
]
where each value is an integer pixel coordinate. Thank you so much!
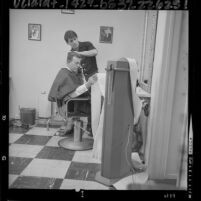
[{"left": 9, "top": 125, "right": 111, "bottom": 190}]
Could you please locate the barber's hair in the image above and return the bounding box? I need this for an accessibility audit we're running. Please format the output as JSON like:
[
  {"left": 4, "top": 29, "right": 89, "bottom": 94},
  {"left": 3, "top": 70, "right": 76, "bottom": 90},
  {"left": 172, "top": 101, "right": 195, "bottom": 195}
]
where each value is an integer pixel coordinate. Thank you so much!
[
  {"left": 67, "top": 51, "right": 82, "bottom": 63},
  {"left": 64, "top": 30, "right": 78, "bottom": 43}
]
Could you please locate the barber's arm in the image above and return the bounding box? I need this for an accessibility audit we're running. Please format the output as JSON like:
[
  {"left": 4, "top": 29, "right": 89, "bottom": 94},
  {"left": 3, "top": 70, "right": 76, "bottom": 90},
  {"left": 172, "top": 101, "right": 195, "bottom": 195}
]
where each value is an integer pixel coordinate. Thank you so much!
[
  {"left": 68, "top": 74, "right": 98, "bottom": 98},
  {"left": 73, "top": 49, "right": 98, "bottom": 57}
]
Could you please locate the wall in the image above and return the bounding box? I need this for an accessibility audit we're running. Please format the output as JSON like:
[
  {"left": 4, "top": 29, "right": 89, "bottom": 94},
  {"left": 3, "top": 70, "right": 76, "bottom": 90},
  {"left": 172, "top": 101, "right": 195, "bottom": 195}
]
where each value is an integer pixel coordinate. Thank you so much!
[{"left": 9, "top": 9, "right": 145, "bottom": 118}]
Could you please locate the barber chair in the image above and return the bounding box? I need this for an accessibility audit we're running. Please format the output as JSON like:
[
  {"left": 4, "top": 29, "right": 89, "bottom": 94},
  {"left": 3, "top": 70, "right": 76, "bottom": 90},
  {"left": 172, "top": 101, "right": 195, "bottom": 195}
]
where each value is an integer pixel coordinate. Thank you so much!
[{"left": 58, "top": 96, "right": 94, "bottom": 151}]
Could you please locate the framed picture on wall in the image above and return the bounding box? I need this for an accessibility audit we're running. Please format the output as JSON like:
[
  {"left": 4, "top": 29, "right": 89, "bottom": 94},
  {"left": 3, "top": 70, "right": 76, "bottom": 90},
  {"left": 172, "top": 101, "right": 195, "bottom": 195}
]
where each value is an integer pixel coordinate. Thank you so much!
[
  {"left": 99, "top": 26, "right": 113, "bottom": 44},
  {"left": 28, "top": 24, "right": 41, "bottom": 41}
]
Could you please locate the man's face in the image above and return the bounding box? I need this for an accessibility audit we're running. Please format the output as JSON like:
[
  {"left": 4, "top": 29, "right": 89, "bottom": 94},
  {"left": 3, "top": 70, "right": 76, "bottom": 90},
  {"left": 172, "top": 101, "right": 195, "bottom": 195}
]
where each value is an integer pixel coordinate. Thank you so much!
[
  {"left": 68, "top": 56, "right": 81, "bottom": 73},
  {"left": 67, "top": 37, "right": 79, "bottom": 50}
]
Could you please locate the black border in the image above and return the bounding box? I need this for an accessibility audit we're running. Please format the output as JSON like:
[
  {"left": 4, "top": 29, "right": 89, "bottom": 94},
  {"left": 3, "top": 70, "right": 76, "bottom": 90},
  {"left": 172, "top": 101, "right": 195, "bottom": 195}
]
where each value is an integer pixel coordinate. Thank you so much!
[
  {"left": 190, "top": 0, "right": 200, "bottom": 200},
  {"left": 1, "top": 0, "right": 197, "bottom": 200},
  {"left": 8, "top": 0, "right": 189, "bottom": 10}
]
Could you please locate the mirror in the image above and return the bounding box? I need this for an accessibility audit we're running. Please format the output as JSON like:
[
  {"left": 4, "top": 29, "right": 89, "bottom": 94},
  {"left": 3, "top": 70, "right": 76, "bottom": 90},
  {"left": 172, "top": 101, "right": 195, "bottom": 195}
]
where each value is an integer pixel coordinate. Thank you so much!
[{"left": 140, "top": 11, "right": 158, "bottom": 93}]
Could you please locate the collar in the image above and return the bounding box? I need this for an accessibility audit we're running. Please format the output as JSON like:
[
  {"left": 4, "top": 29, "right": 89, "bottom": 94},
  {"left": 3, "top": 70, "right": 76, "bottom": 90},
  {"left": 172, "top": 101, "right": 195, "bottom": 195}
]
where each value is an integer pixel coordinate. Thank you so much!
[
  {"left": 66, "top": 65, "right": 71, "bottom": 71},
  {"left": 66, "top": 65, "right": 79, "bottom": 75}
]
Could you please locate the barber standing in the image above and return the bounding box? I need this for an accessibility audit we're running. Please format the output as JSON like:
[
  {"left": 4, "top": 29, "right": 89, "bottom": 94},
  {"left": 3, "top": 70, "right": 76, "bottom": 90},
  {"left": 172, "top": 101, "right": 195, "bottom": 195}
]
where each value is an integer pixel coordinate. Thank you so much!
[{"left": 64, "top": 30, "right": 98, "bottom": 80}]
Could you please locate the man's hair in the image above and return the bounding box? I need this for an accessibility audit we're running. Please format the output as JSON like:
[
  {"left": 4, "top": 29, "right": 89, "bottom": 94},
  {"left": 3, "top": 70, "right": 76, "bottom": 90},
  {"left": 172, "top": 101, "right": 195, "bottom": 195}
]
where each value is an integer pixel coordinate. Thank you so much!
[
  {"left": 64, "top": 30, "right": 78, "bottom": 43},
  {"left": 67, "top": 51, "right": 82, "bottom": 63}
]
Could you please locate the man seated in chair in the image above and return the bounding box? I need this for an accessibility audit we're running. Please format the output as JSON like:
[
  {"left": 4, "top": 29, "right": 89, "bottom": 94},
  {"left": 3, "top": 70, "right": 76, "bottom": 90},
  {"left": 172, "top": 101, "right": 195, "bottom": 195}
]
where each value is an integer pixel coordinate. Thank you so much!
[{"left": 48, "top": 51, "right": 97, "bottom": 135}]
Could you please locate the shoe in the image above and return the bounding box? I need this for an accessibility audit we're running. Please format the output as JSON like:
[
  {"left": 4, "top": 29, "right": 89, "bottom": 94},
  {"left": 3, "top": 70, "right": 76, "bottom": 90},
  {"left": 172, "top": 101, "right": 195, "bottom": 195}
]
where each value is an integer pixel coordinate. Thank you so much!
[
  {"left": 64, "top": 127, "right": 74, "bottom": 135},
  {"left": 55, "top": 126, "right": 74, "bottom": 136}
]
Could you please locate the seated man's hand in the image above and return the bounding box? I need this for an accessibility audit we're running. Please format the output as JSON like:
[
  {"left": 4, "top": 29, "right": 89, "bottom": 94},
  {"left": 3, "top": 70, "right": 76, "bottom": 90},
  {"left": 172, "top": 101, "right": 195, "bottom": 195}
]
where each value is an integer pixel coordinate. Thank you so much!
[
  {"left": 85, "top": 74, "right": 98, "bottom": 89},
  {"left": 90, "top": 74, "right": 98, "bottom": 83}
]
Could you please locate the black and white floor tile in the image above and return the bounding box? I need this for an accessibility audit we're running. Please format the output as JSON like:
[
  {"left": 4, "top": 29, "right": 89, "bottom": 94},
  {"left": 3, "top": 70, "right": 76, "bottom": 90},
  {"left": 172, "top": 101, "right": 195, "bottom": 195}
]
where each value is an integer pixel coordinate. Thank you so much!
[{"left": 9, "top": 125, "right": 109, "bottom": 190}]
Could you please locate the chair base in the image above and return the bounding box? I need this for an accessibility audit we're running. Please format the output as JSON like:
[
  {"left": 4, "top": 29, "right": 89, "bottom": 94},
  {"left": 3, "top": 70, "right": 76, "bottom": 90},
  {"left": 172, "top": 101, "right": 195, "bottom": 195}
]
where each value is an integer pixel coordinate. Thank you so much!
[{"left": 58, "top": 137, "right": 94, "bottom": 151}]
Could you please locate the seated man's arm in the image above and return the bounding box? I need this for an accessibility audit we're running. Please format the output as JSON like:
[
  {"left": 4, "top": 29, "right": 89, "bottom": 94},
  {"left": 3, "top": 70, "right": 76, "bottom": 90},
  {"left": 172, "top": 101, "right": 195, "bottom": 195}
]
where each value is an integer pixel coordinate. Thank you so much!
[
  {"left": 68, "top": 74, "right": 98, "bottom": 98},
  {"left": 68, "top": 84, "right": 88, "bottom": 98}
]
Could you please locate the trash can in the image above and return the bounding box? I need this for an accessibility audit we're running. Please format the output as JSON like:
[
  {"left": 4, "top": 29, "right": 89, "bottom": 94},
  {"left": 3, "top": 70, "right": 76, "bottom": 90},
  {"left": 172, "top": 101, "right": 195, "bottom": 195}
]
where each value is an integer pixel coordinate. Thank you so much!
[{"left": 20, "top": 108, "right": 36, "bottom": 126}]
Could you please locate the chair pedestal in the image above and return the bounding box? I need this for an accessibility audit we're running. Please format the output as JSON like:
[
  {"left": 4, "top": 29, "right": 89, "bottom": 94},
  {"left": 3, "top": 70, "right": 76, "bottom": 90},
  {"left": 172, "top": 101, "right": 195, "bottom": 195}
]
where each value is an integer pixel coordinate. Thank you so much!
[{"left": 58, "top": 119, "right": 93, "bottom": 151}]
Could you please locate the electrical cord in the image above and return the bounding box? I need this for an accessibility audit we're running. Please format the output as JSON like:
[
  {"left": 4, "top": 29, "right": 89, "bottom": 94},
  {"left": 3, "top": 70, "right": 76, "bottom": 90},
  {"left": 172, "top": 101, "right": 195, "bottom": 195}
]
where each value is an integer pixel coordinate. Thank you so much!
[
  {"left": 125, "top": 124, "right": 136, "bottom": 184},
  {"left": 125, "top": 124, "right": 146, "bottom": 184}
]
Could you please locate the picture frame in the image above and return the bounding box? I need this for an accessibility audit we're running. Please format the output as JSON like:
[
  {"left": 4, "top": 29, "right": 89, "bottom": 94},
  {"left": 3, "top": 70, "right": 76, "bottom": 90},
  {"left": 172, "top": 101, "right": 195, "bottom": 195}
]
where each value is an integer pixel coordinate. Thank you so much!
[
  {"left": 28, "top": 24, "right": 41, "bottom": 41},
  {"left": 61, "top": 9, "right": 75, "bottom": 14},
  {"left": 99, "top": 26, "right": 113, "bottom": 44}
]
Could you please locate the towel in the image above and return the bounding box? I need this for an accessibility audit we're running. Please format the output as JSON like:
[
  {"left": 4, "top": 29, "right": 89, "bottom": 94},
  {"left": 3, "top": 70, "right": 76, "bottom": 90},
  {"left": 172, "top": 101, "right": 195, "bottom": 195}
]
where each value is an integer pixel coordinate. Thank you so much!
[
  {"left": 119, "top": 57, "right": 142, "bottom": 125},
  {"left": 91, "top": 73, "right": 106, "bottom": 162},
  {"left": 91, "top": 73, "right": 106, "bottom": 137}
]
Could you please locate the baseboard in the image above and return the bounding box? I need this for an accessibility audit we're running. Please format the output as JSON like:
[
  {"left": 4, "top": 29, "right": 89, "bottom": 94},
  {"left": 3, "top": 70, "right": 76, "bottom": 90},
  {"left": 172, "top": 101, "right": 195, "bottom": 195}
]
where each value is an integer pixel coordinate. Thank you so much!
[
  {"left": 10, "top": 117, "right": 63, "bottom": 128},
  {"left": 36, "top": 118, "right": 63, "bottom": 128},
  {"left": 151, "top": 178, "right": 177, "bottom": 186}
]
